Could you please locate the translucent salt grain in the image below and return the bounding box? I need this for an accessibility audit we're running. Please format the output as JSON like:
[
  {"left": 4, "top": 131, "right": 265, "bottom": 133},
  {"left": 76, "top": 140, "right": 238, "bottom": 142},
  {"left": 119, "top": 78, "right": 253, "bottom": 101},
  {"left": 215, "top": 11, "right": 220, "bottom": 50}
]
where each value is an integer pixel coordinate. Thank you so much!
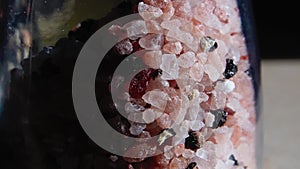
[
  {"left": 139, "top": 33, "right": 164, "bottom": 50},
  {"left": 122, "top": 20, "right": 148, "bottom": 40},
  {"left": 142, "top": 89, "right": 170, "bottom": 110},
  {"left": 196, "top": 52, "right": 208, "bottom": 64},
  {"left": 169, "top": 157, "right": 187, "bottom": 169},
  {"left": 138, "top": 2, "right": 163, "bottom": 21},
  {"left": 215, "top": 80, "right": 235, "bottom": 94},
  {"left": 189, "top": 62, "right": 204, "bottom": 82},
  {"left": 163, "top": 41, "right": 183, "bottom": 54},
  {"left": 204, "top": 64, "right": 220, "bottom": 82},
  {"left": 129, "top": 123, "right": 147, "bottom": 136},
  {"left": 115, "top": 39, "right": 133, "bottom": 55},
  {"left": 142, "top": 108, "right": 162, "bottom": 124},
  {"left": 142, "top": 50, "right": 162, "bottom": 69},
  {"left": 205, "top": 112, "right": 215, "bottom": 128},
  {"left": 196, "top": 149, "right": 209, "bottom": 161},
  {"left": 161, "top": 6, "right": 175, "bottom": 20},
  {"left": 156, "top": 113, "right": 172, "bottom": 128},
  {"left": 178, "top": 51, "right": 196, "bottom": 68},
  {"left": 182, "top": 149, "right": 195, "bottom": 159},
  {"left": 146, "top": 20, "right": 163, "bottom": 34},
  {"left": 160, "top": 54, "right": 179, "bottom": 80},
  {"left": 190, "top": 120, "right": 205, "bottom": 131},
  {"left": 174, "top": 144, "right": 185, "bottom": 157},
  {"left": 163, "top": 145, "right": 174, "bottom": 160},
  {"left": 161, "top": 19, "right": 181, "bottom": 30}
]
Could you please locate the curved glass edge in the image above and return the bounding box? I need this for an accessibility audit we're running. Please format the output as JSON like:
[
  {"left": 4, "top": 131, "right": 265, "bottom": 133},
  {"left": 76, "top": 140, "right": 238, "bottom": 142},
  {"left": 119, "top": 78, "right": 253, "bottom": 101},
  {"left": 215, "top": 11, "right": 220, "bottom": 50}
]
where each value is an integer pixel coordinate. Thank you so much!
[{"left": 237, "top": 0, "right": 263, "bottom": 169}]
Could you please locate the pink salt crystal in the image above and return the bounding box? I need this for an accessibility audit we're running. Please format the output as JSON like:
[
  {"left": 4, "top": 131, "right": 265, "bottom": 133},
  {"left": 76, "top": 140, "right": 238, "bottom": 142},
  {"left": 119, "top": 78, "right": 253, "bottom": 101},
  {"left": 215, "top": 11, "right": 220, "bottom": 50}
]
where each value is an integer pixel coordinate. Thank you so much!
[
  {"left": 194, "top": 141, "right": 217, "bottom": 168},
  {"left": 122, "top": 20, "right": 148, "bottom": 40},
  {"left": 214, "top": 127, "right": 234, "bottom": 159},
  {"left": 139, "top": 33, "right": 164, "bottom": 50},
  {"left": 207, "top": 53, "right": 226, "bottom": 77},
  {"left": 166, "top": 30, "right": 197, "bottom": 51},
  {"left": 142, "top": 108, "right": 162, "bottom": 124},
  {"left": 160, "top": 54, "right": 179, "bottom": 80},
  {"left": 115, "top": 39, "right": 133, "bottom": 55},
  {"left": 138, "top": 2, "right": 163, "bottom": 21},
  {"left": 124, "top": 143, "right": 157, "bottom": 162},
  {"left": 182, "top": 149, "right": 195, "bottom": 159},
  {"left": 189, "top": 62, "right": 204, "bottom": 82},
  {"left": 108, "top": 25, "right": 125, "bottom": 38},
  {"left": 169, "top": 157, "right": 188, "bottom": 169},
  {"left": 142, "top": 89, "right": 170, "bottom": 110},
  {"left": 156, "top": 113, "right": 172, "bottom": 128},
  {"left": 163, "top": 87, "right": 181, "bottom": 114},
  {"left": 146, "top": 20, "right": 163, "bottom": 34},
  {"left": 142, "top": 50, "right": 162, "bottom": 69},
  {"left": 173, "top": 144, "right": 185, "bottom": 157},
  {"left": 161, "top": 5, "right": 175, "bottom": 20},
  {"left": 213, "top": 7, "right": 229, "bottom": 23},
  {"left": 178, "top": 51, "right": 196, "bottom": 68},
  {"left": 204, "top": 64, "right": 220, "bottom": 82},
  {"left": 172, "top": 0, "right": 192, "bottom": 19},
  {"left": 196, "top": 52, "right": 208, "bottom": 64},
  {"left": 163, "top": 41, "right": 183, "bottom": 55},
  {"left": 144, "top": 0, "right": 172, "bottom": 9},
  {"left": 163, "top": 146, "right": 174, "bottom": 160},
  {"left": 161, "top": 19, "right": 181, "bottom": 30}
]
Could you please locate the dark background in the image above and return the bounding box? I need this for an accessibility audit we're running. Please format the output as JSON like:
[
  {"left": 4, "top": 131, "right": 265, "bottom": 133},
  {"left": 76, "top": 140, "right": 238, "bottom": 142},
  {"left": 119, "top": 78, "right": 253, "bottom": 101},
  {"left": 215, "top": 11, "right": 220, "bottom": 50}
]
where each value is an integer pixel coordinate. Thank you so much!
[{"left": 252, "top": 1, "right": 300, "bottom": 59}]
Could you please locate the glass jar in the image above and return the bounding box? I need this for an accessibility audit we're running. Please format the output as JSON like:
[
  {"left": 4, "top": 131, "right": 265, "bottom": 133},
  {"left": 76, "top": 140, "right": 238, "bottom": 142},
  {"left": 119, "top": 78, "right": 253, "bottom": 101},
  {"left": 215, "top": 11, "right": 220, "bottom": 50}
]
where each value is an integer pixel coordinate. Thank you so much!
[{"left": 0, "top": 0, "right": 261, "bottom": 168}]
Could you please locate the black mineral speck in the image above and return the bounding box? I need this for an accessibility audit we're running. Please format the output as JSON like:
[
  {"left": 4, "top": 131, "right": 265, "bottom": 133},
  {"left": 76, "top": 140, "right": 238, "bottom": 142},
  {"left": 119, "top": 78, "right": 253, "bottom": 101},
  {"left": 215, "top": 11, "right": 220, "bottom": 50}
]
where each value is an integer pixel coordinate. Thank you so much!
[
  {"left": 186, "top": 162, "right": 197, "bottom": 169},
  {"left": 210, "top": 109, "right": 228, "bottom": 128},
  {"left": 152, "top": 69, "right": 162, "bottom": 80},
  {"left": 229, "top": 154, "right": 239, "bottom": 166},
  {"left": 223, "top": 59, "right": 238, "bottom": 79},
  {"left": 185, "top": 131, "right": 201, "bottom": 151}
]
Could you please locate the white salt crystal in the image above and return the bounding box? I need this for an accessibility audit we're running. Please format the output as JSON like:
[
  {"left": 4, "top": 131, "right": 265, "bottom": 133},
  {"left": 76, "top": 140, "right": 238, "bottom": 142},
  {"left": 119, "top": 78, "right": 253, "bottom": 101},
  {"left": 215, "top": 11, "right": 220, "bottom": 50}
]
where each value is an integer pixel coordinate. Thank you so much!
[
  {"left": 163, "top": 41, "right": 183, "bottom": 55},
  {"left": 189, "top": 62, "right": 204, "bottom": 82},
  {"left": 161, "top": 19, "right": 181, "bottom": 30},
  {"left": 205, "top": 112, "right": 215, "bottom": 128},
  {"left": 146, "top": 20, "right": 162, "bottom": 34},
  {"left": 190, "top": 120, "right": 205, "bottom": 131},
  {"left": 139, "top": 33, "right": 164, "bottom": 50},
  {"left": 204, "top": 64, "right": 220, "bottom": 82},
  {"left": 129, "top": 123, "right": 146, "bottom": 136},
  {"left": 122, "top": 20, "right": 148, "bottom": 40},
  {"left": 196, "top": 52, "right": 208, "bottom": 64},
  {"left": 142, "top": 50, "right": 162, "bottom": 69},
  {"left": 178, "top": 51, "right": 196, "bottom": 68},
  {"left": 142, "top": 109, "right": 156, "bottom": 124},
  {"left": 138, "top": 2, "right": 163, "bottom": 21},
  {"left": 215, "top": 79, "right": 235, "bottom": 94},
  {"left": 142, "top": 89, "right": 170, "bottom": 110},
  {"left": 196, "top": 149, "right": 209, "bottom": 161},
  {"left": 182, "top": 149, "right": 195, "bottom": 159},
  {"left": 160, "top": 54, "right": 179, "bottom": 80},
  {"left": 142, "top": 108, "right": 162, "bottom": 124}
]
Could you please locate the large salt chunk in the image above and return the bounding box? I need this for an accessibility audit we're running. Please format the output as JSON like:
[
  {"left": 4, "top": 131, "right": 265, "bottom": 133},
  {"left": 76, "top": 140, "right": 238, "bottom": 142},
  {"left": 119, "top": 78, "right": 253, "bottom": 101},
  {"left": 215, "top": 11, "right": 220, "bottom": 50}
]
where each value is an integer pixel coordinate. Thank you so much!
[
  {"left": 178, "top": 51, "right": 196, "bottom": 68},
  {"left": 142, "top": 89, "right": 170, "bottom": 110},
  {"left": 122, "top": 20, "right": 148, "bottom": 40},
  {"left": 215, "top": 79, "right": 235, "bottom": 94},
  {"left": 142, "top": 108, "right": 162, "bottom": 124},
  {"left": 189, "top": 62, "right": 204, "bottom": 82},
  {"left": 139, "top": 33, "right": 164, "bottom": 50},
  {"left": 146, "top": 20, "right": 163, "bottom": 34},
  {"left": 163, "top": 41, "right": 183, "bottom": 54},
  {"left": 204, "top": 64, "right": 220, "bottom": 82},
  {"left": 161, "top": 19, "right": 181, "bottom": 30},
  {"left": 142, "top": 50, "right": 162, "bottom": 69},
  {"left": 160, "top": 54, "right": 179, "bottom": 80},
  {"left": 138, "top": 2, "right": 163, "bottom": 20}
]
